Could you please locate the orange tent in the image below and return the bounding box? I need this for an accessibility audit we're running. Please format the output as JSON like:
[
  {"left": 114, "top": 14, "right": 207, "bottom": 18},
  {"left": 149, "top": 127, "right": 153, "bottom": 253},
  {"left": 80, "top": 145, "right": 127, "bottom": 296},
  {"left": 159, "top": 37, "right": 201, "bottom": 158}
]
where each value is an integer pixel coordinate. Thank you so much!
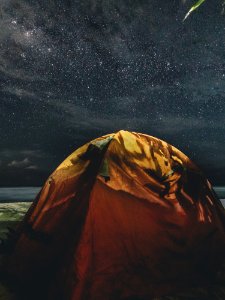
[{"left": 6, "top": 130, "right": 225, "bottom": 299}]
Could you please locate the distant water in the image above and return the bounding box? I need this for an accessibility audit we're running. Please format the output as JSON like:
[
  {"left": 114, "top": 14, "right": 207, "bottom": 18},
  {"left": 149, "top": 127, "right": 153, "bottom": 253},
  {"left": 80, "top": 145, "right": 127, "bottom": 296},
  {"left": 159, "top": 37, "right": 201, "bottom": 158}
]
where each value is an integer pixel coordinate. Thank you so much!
[
  {"left": 0, "top": 186, "right": 224, "bottom": 207},
  {"left": 214, "top": 186, "right": 225, "bottom": 207},
  {"left": 213, "top": 186, "right": 225, "bottom": 198},
  {"left": 0, "top": 187, "right": 41, "bottom": 202}
]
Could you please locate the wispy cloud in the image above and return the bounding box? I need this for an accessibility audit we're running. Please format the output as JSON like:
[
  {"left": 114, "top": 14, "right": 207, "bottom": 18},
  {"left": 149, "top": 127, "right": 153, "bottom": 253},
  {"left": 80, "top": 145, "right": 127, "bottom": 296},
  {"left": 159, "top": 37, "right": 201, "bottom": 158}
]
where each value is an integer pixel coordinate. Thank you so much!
[
  {"left": 25, "top": 165, "right": 38, "bottom": 170},
  {"left": 2, "top": 86, "right": 39, "bottom": 99},
  {"left": 0, "top": 149, "right": 46, "bottom": 171},
  {"left": 8, "top": 157, "right": 30, "bottom": 168},
  {"left": 0, "top": 149, "right": 44, "bottom": 158},
  {"left": 7, "top": 157, "right": 39, "bottom": 171}
]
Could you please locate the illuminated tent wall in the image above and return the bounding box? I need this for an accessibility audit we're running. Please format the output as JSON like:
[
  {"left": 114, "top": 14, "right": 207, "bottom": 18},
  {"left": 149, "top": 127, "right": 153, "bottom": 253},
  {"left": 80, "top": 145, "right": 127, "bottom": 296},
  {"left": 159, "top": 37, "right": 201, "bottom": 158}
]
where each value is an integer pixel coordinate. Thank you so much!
[{"left": 6, "top": 130, "right": 225, "bottom": 300}]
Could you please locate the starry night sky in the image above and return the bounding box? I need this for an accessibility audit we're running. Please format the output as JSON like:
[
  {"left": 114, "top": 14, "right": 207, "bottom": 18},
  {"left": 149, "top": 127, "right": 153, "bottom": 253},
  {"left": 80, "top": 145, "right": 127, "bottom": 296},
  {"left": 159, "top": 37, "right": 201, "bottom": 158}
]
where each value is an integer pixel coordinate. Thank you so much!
[{"left": 0, "top": 0, "right": 225, "bottom": 187}]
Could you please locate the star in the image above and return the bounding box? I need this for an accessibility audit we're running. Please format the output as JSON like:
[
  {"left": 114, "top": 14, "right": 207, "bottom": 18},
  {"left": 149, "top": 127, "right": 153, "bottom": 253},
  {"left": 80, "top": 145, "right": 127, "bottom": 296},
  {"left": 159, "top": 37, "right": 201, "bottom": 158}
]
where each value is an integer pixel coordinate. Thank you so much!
[{"left": 0, "top": 0, "right": 224, "bottom": 186}]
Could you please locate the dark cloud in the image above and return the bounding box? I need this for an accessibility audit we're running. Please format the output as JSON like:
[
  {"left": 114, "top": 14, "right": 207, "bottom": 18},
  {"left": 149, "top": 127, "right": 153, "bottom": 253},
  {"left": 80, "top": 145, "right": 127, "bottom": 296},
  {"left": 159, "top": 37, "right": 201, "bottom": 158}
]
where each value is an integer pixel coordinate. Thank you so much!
[{"left": 0, "top": 0, "right": 225, "bottom": 186}]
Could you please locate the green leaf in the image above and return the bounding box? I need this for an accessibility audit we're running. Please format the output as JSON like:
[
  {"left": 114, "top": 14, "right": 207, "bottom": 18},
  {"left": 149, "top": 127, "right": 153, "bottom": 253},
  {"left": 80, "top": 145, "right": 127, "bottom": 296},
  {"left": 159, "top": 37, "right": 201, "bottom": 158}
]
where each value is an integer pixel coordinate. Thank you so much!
[{"left": 183, "top": 0, "right": 206, "bottom": 21}]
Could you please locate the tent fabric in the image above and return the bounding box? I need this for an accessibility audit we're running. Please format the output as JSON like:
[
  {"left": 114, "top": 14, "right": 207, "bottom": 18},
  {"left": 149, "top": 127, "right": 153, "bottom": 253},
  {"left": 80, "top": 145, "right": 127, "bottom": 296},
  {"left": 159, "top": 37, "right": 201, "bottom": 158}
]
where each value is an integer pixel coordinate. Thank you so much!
[{"left": 6, "top": 130, "right": 225, "bottom": 300}]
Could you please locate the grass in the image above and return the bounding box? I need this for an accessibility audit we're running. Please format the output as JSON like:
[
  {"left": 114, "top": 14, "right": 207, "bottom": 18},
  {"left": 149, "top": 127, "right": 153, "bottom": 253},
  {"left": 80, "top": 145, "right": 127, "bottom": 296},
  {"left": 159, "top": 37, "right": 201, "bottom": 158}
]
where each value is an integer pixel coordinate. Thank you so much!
[{"left": 0, "top": 202, "right": 31, "bottom": 300}]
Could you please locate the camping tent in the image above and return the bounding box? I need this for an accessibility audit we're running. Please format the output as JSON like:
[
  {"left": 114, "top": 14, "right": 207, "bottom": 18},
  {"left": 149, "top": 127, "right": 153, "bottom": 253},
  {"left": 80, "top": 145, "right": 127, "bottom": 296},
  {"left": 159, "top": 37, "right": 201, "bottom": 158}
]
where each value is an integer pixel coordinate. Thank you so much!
[{"left": 6, "top": 130, "right": 225, "bottom": 299}]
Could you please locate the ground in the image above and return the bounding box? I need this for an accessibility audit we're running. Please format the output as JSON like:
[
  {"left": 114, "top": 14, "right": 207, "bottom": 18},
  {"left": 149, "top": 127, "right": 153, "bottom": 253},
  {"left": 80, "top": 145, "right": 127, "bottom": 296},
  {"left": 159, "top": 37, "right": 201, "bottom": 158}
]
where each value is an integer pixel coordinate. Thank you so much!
[
  {"left": 0, "top": 202, "right": 31, "bottom": 300},
  {"left": 0, "top": 202, "right": 31, "bottom": 241}
]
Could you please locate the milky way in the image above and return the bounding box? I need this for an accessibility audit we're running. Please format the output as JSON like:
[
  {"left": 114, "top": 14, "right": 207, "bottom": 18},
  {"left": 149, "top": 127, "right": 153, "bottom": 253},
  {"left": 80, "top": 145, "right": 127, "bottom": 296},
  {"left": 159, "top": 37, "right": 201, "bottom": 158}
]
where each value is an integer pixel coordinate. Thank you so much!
[{"left": 0, "top": 0, "right": 225, "bottom": 186}]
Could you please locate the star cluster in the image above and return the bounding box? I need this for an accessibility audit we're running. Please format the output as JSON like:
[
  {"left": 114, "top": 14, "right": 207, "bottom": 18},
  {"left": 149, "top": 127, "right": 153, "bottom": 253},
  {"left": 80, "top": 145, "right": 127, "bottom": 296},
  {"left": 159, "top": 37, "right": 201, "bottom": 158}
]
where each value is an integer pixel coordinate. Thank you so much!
[{"left": 0, "top": 0, "right": 225, "bottom": 186}]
